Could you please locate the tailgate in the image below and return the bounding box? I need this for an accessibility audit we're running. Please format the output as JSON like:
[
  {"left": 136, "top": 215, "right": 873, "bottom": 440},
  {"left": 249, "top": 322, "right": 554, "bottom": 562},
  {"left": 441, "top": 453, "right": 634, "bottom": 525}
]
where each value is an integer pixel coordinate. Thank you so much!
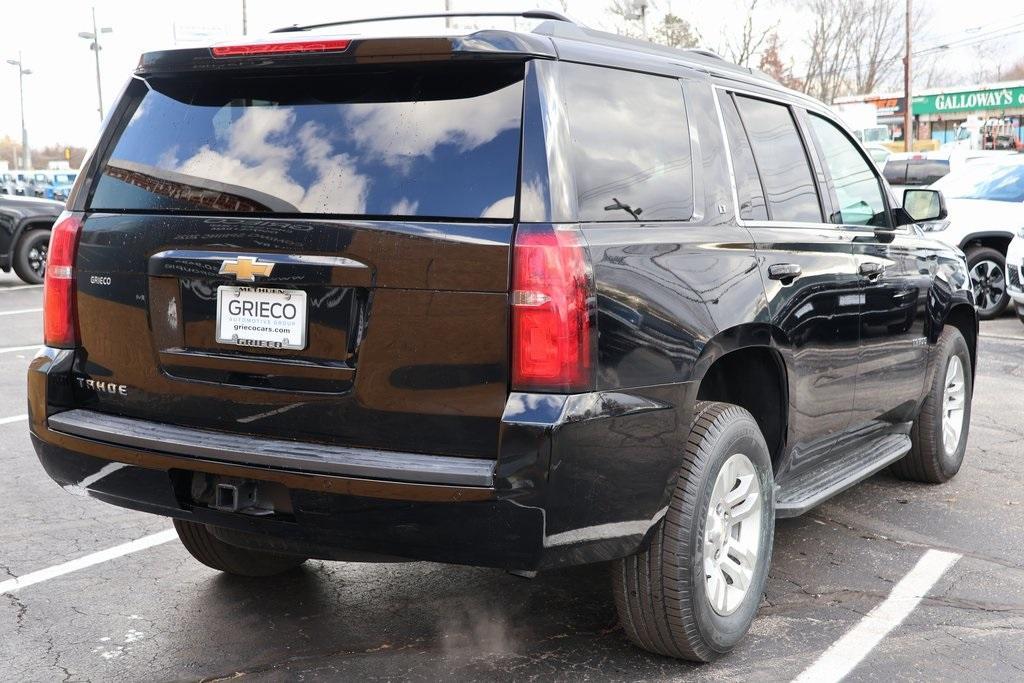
[{"left": 68, "top": 60, "right": 525, "bottom": 459}]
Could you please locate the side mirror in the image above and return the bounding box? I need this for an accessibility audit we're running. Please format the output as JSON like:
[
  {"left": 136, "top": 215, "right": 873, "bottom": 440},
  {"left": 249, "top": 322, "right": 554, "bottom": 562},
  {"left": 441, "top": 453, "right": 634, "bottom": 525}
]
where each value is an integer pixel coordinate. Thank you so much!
[{"left": 903, "top": 188, "right": 947, "bottom": 222}]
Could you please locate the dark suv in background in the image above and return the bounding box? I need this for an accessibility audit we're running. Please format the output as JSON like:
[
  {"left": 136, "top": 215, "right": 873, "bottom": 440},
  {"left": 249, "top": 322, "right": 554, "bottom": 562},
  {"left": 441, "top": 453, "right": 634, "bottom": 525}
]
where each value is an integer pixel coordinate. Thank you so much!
[{"left": 28, "top": 12, "right": 977, "bottom": 661}]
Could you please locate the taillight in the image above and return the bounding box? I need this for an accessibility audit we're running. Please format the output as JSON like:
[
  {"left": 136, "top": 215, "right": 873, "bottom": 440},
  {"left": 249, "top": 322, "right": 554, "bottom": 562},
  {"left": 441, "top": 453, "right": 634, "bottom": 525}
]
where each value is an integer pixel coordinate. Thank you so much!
[
  {"left": 211, "top": 39, "right": 352, "bottom": 58},
  {"left": 511, "top": 225, "right": 594, "bottom": 393},
  {"left": 43, "top": 212, "right": 82, "bottom": 348}
]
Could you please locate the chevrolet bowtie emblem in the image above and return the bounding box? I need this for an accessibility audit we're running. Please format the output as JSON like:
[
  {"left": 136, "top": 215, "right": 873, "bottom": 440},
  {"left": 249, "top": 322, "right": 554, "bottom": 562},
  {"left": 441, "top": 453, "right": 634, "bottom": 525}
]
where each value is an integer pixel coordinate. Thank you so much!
[{"left": 219, "top": 256, "right": 275, "bottom": 282}]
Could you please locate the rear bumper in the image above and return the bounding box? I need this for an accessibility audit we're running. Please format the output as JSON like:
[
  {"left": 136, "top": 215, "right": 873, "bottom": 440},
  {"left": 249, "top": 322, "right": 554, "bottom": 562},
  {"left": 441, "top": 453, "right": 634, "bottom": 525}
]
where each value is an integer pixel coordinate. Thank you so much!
[{"left": 28, "top": 348, "right": 692, "bottom": 571}]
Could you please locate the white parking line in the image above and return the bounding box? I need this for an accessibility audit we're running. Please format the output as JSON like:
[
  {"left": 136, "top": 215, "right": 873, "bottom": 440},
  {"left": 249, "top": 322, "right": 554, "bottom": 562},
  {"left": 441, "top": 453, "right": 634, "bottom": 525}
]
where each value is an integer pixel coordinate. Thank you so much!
[
  {"left": 0, "top": 284, "right": 43, "bottom": 292},
  {"left": 0, "top": 308, "right": 42, "bottom": 316},
  {"left": 0, "top": 344, "right": 41, "bottom": 355},
  {"left": 0, "top": 414, "right": 28, "bottom": 426},
  {"left": 792, "top": 549, "right": 961, "bottom": 683},
  {"left": 0, "top": 529, "right": 177, "bottom": 594}
]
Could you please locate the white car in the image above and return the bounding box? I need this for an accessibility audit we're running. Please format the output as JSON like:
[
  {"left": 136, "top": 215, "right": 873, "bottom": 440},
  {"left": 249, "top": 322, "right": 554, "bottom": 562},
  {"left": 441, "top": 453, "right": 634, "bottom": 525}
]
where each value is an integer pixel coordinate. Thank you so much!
[
  {"left": 1008, "top": 231, "right": 1024, "bottom": 324},
  {"left": 922, "top": 155, "right": 1024, "bottom": 319}
]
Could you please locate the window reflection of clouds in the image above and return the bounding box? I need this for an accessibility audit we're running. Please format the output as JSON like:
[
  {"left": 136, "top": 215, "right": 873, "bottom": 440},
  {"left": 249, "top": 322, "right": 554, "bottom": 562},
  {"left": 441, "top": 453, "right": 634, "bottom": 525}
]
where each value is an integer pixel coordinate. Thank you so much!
[
  {"left": 340, "top": 82, "right": 523, "bottom": 174},
  {"left": 100, "top": 71, "right": 523, "bottom": 219}
]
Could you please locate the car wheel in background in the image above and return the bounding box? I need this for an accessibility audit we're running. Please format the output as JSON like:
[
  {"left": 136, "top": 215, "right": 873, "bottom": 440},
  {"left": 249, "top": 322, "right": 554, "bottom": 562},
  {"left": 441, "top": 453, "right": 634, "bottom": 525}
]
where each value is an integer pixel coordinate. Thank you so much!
[
  {"left": 611, "top": 402, "right": 775, "bottom": 661},
  {"left": 892, "top": 326, "right": 973, "bottom": 484},
  {"left": 12, "top": 230, "right": 50, "bottom": 285},
  {"left": 173, "top": 519, "right": 308, "bottom": 577},
  {"left": 966, "top": 247, "right": 1009, "bottom": 320}
]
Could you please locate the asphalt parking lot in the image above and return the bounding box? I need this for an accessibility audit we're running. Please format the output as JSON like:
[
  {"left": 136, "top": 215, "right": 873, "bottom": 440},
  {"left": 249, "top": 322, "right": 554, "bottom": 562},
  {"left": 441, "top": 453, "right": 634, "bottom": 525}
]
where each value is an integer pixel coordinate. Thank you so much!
[{"left": 1, "top": 269, "right": 1022, "bottom": 682}]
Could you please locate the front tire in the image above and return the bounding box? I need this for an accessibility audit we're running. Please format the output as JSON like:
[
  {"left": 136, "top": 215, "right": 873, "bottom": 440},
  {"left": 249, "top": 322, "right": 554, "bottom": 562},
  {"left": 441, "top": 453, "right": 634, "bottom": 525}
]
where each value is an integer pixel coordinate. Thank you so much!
[
  {"left": 966, "top": 247, "right": 1009, "bottom": 320},
  {"left": 611, "top": 402, "right": 775, "bottom": 661},
  {"left": 892, "top": 327, "right": 973, "bottom": 483},
  {"left": 173, "top": 519, "right": 308, "bottom": 577},
  {"left": 12, "top": 230, "right": 50, "bottom": 285}
]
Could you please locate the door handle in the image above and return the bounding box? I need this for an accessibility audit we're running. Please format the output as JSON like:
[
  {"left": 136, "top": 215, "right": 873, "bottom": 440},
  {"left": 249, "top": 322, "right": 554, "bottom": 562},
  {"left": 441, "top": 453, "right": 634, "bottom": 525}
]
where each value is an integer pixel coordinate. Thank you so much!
[
  {"left": 859, "top": 261, "right": 884, "bottom": 280},
  {"left": 768, "top": 263, "right": 802, "bottom": 282}
]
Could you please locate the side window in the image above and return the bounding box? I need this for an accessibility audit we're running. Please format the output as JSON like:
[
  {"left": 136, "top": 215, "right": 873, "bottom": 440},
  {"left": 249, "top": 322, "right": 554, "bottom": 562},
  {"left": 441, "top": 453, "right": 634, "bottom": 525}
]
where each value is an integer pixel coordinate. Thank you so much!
[
  {"left": 734, "top": 96, "right": 822, "bottom": 223},
  {"left": 717, "top": 92, "right": 768, "bottom": 220},
  {"left": 807, "top": 114, "right": 890, "bottom": 228},
  {"left": 561, "top": 63, "right": 693, "bottom": 222}
]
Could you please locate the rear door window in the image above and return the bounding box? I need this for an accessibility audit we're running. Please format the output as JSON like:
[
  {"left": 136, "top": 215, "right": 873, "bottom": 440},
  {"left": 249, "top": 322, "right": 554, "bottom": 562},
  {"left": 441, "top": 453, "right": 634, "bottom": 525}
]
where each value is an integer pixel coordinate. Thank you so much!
[
  {"left": 883, "top": 160, "right": 908, "bottom": 185},
  {"left": 717, "top": 92, "right": 768, "bottom": 220},
  {"left": 89, "top": 63, "right": 525, "bottom": 219},
  {"left": 561, "top": 63, "right": 693, "bottom": 222},
  {"left": 734, "top": 96, "right": 822, "bottom": 223}
]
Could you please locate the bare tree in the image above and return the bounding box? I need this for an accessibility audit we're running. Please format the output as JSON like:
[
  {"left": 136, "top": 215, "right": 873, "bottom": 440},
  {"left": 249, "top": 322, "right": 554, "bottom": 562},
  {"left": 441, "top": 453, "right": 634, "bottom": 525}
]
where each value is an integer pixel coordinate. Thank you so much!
[
  {"left": 850, "top": 0, "right": 902, "bottom": 93},
  {"left": 654, "top": 13, "right": 701, "bottom": 48},
  {"left": 802, "top": 0, "right": 859, "bottom": 102},
  {"left": 725, "top": 0, "right": 778, "bottom": 67}
]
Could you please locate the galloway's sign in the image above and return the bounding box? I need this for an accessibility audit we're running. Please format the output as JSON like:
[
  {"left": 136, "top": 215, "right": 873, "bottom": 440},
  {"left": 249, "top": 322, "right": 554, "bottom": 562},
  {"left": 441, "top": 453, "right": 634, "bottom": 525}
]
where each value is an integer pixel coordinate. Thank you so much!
[{"left": 913, "top": 86, "right": 1024, "bottom": 115}]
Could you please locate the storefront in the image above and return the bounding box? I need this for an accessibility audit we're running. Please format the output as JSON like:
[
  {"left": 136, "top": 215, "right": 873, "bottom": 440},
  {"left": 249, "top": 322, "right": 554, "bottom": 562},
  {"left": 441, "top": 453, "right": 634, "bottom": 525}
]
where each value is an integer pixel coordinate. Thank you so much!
[{"left": 835, "top": 81, "right": 1024, "bottom": 148}]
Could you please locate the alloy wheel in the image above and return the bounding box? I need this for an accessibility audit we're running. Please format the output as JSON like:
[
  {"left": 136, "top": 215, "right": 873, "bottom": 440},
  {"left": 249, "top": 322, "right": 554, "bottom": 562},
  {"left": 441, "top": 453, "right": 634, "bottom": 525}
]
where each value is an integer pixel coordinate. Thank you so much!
[
  {"left": 942, "top": 354, "right": 967, "bottom": 454},
  {"left": 703, "top": 453, "right": 762, "bottom": 616},
  {"left": 27, "top": 242, "right": 48, "bottom": 280},
  {"left": 969, "top": 259, "right": 1005, "bottom": 316}
]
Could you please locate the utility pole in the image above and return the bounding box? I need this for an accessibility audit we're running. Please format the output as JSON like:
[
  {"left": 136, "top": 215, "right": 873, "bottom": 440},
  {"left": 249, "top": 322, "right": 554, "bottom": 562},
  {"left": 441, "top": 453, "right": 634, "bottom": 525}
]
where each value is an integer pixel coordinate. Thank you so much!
[
  {"left": 5, "top": 52, "right": 31, "bottom": 168},
  {"left": 903, "top": 0, "right": 912, "bottom": 152},
  {"left": 78, "top": 7, "right": 113, "bottom": 121},
  {"left": 242, "top": 0, "right": 248, "bottom": 35}
]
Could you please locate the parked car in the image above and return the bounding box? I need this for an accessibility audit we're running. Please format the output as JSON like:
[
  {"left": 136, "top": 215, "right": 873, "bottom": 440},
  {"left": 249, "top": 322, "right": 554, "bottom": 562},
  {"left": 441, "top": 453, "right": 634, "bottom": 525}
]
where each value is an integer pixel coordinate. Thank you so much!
[
  {"left": 883, "top": 149, "right": 1016, "bottom": 202},
  {"left": 1, "top": 171, "right": 31, "bottom": 196},
  {"left": 864, "top": 142, "right": 892, "bottom": 168},
  {"left": 1007, "top": 231, "right": 1024, "bottom": 324},
  {"left": 36, "top": 172, "right": 77, "bottom": 201},
  {"left": 0, "top": 194, "right": 63, "bottom": 284},
  {"left": 924, "top": 155, "right": 1024, "bottom": 318},
  {"left": 27, "top": 13, "right": 978, "bottom": 662}
]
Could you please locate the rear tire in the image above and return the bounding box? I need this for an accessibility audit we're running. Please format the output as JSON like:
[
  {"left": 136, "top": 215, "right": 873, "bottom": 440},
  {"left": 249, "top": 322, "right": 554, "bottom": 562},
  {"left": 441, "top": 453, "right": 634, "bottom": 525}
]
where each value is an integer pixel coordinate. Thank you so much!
[
  {"left": 966, "top": 247, "right": 1009, "bottom": 320},
  {"left": 12, "top": 230, "right": 50, "bottom": 285},
  {"left": 173, "top": 519, "right": 308, "bottom": 577},
  {"left": 611, "top": 402, "right": 775, "bottom": 661},
  {"left": 892, "top": 327, "right": 973, "bottom": 483}
]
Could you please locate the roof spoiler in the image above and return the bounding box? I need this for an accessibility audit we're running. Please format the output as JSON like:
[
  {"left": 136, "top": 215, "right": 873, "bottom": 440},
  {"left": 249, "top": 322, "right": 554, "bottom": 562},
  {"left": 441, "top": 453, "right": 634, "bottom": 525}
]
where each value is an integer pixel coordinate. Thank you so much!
[
  {"left": 270, "top": 10, "right": 575, "bottom": 34},
  {"left": 135, "top": 30, "right": 557, "bottom": 75}
]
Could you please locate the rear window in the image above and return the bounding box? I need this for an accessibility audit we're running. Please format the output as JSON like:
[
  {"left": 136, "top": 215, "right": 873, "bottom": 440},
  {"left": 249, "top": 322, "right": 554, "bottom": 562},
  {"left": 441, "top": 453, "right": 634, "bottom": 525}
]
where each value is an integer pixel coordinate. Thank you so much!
[
  {"left": 561, "top": 63, "right": 693, "bottom": 222},
  {"left": 89, "top": 63, "right": 525, "bottom": 219}
]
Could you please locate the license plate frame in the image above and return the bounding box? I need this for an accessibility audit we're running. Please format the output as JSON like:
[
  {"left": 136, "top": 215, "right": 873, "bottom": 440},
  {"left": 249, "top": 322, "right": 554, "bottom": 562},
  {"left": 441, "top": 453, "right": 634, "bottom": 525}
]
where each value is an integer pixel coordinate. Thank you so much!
[{"left": 215, "top": 286, "right": 308, "bottom": 351}]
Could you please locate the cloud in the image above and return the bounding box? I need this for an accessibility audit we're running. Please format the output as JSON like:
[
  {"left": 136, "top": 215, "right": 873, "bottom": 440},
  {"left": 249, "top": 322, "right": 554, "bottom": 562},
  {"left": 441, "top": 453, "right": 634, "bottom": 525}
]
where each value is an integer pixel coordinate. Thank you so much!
[{"left": 340, "top": 81, "right": 522, "bottom": 173}]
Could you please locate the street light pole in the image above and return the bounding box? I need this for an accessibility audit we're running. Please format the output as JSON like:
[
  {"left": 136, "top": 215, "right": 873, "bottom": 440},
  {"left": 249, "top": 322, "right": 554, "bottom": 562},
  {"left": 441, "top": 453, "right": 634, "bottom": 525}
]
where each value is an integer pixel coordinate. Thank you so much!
[
  {"left": 78, "top": 7, "right": 113, "bottom": 122},
  {"left": 903, "top": 0, "right": 912, "bottom": 152},
  {"left": 5, "top": 52, "right": 31, "bottom": 168}
]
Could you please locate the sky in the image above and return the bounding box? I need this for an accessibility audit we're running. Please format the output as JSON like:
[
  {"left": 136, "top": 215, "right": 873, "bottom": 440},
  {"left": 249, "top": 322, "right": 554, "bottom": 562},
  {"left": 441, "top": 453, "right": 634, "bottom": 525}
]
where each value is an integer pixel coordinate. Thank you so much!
[{"left": 2, "top": 0, "right": 1023, "bottom": 153}]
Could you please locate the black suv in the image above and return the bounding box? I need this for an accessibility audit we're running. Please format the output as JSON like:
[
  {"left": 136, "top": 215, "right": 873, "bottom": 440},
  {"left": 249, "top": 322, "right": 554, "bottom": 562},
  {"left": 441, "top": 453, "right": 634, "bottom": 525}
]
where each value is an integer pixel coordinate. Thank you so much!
[
  {"left": 1, "top": 194, "right": 64, "bottom": 284},
  {"left": 28, "top": 13, "right": 977, "bottom": 661}
]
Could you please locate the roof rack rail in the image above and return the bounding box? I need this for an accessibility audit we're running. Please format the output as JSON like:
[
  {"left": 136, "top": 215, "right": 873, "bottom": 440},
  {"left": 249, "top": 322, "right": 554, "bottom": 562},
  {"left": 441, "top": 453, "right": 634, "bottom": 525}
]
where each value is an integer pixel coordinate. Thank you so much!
[
  {"left": 271, "top": 10, "right": 575, "bottom": 34},
  {"left": 683, "top": 47, "right": 725, "bottom": 61}
]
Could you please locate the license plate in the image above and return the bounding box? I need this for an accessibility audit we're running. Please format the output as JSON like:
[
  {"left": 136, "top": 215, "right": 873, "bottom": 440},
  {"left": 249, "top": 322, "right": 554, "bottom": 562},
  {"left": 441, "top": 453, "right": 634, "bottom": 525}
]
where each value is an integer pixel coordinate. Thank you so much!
[{"left": 216, "top": 286, "right": 308, "bottom": 350}]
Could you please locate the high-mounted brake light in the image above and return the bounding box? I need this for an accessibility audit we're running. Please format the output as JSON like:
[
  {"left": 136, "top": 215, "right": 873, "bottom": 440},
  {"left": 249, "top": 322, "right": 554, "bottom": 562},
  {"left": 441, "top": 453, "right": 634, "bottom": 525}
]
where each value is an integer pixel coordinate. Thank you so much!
[
  {"left": 511, "top": 225, "right": 594, "bottom": 393},
  {"left": 211, "top": 39, "right": 352, "bottom": 58},
  {"left": 43, "top": 212, "right": 83, "bottom": 348}
]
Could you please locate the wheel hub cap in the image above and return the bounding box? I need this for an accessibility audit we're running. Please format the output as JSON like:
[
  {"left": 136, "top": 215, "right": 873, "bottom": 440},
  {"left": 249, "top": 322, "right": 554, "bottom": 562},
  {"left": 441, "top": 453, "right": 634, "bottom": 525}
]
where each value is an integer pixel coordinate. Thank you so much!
[
  {"left": 969, "top": 260, "right": 1005, "bottom": 314},
  {"left": 703, "top": 453, "right": 762, "bottom": 616},
  {"left": 942, "top": 355, "right": 966, "bottom": 454}
]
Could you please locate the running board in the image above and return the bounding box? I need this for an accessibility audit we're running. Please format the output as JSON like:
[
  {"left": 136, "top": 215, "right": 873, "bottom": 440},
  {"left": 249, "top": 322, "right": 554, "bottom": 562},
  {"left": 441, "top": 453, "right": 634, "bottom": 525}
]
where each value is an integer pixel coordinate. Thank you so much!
[{"left": 775, "top": 434, "right": 912, "bottom": 518}]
